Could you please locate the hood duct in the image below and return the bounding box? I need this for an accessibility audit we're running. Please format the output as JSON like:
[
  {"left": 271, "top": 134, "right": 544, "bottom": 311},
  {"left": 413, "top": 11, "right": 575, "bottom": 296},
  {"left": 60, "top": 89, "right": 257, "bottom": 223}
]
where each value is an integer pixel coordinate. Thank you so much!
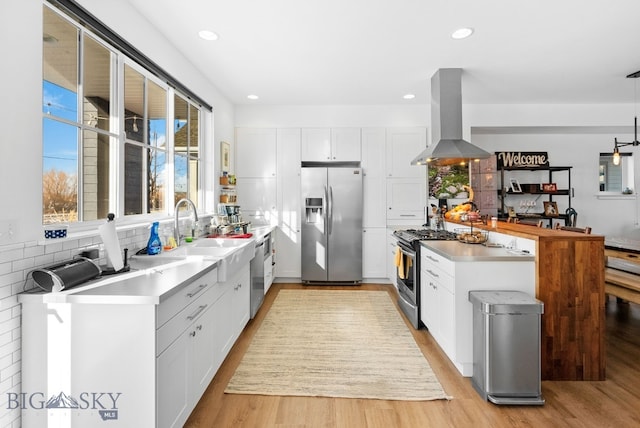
[{"left": 411, "top": 68, "right": 491, "bottom": 166}]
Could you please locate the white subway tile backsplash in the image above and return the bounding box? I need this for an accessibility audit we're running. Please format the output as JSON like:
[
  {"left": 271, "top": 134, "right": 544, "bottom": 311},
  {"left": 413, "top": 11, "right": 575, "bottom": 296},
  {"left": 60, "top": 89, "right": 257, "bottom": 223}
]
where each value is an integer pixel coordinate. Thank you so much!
[
  {"left": 0, "top": 361, "right": 20, "bottom": 383},
  {"left": 0, "top": 262, "right": 10, "bottom": 276},
  {"left": 0, "top": 340, "right": 18, "bottom": 363},
  {"left": 44, "top": 242, "right": 64, "bottom": 253},
  {"left": 23, "top": 245, "right": 44, "bottom": 258},
  {"left": 0, "top": 331, "right": 11, "bottom": 348},
  {"left": 12, "top": 257, "right": 35, "bottom": 272},
  {"left": 0, "top": 272, "right": 22, "bottom": 289},
  {"left": 0, "top": 317, "right": 20, "bottom": 336},
  {"left": 0, "top": 249, "right": 24, "bottom": 265}
]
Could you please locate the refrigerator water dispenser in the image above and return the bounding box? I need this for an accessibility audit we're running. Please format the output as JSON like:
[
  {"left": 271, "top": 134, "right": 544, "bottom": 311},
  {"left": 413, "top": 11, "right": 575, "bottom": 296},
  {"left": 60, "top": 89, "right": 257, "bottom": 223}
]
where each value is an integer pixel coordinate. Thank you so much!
[{"left": 305, "top": 198, "right": 323, "bottom": 223}]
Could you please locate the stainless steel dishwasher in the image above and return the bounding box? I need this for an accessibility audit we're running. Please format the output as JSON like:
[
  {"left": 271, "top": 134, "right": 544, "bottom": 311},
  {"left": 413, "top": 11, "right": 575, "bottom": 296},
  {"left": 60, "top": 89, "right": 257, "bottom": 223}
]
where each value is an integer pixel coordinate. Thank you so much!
[{"left": 250, "top": 235, "right": 267, "bottom": 319}]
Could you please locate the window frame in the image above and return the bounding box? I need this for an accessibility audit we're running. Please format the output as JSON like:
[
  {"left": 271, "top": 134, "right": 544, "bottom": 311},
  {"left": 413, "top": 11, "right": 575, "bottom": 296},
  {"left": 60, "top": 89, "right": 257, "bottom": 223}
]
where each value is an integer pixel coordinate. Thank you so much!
[{"left": 43, "top": 3, "right": 205, "bottom": 232}]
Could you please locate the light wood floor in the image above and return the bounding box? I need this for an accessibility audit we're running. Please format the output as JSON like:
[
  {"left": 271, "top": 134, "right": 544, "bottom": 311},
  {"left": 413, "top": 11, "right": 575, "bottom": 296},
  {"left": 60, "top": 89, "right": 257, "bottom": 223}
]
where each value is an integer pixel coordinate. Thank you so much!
[{"left": 185, "top": 283, "right": 640, "bottom": 427}]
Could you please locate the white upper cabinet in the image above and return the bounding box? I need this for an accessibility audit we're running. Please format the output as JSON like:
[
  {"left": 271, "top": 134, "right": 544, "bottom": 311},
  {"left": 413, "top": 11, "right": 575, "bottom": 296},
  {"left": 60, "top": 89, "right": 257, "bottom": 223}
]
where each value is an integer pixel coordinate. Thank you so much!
[
  {"left": 301, "top": 128, "right": 361, "bottom": 162},
  {"left": 362, "top": 128, "right": 386, "bottom": 227},
  {"left": 235, "top": 128, "right": 277, "bottom": 177},
  {"left": 385, "top": 127, "right": 427, "bottom": 178},
  {"left": 361, "top": 127, "right": 386, "bottom": 177}
]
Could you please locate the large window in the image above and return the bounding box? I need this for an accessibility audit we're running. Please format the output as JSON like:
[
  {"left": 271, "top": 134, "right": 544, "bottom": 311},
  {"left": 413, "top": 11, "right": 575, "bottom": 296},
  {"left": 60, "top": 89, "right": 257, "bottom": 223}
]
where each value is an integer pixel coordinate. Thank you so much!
[{"left": 42, "top": 4, "right": 202, "bottom": 224}]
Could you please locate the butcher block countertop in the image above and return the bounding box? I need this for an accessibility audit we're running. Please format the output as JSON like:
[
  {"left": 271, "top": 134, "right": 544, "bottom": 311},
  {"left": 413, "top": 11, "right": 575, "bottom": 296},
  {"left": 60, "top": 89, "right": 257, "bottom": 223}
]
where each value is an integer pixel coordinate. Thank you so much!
[{"left": 447, "top": 219, "right": 606, "bottom": 381}]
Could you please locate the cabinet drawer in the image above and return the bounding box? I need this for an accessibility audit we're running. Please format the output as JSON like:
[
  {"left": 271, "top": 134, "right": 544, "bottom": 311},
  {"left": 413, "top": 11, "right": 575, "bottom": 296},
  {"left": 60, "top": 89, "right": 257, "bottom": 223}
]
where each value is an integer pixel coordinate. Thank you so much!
[
  {"left": 422, "top": 264, "right": 454, "bottom": 294},
  {"left": 156, "top": 283, "right": 221, "bottom": 356},
  {"left": 157, "top": 268, "right": 218, "bottom": 328},
  {"left": 421, "top": 249, "right": 454, "bottom": 276}
]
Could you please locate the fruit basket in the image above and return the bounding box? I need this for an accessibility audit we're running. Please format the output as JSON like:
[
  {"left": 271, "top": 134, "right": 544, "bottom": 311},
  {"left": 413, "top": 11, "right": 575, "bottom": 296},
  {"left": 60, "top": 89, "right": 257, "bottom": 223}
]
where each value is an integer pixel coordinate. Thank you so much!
[{"left": 455, "top": 228, "right": 489, "bottom": 244}]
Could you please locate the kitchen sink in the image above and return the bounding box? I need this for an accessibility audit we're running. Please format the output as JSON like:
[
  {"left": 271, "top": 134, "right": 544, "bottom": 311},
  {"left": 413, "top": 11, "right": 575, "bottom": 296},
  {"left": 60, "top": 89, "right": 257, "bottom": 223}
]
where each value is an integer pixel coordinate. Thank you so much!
[
  {"left": 131, "top": 237, "right": 256, "bottom": 282},
  {"left": 196, "top": 237, "right": 254, "bottom": 248}
]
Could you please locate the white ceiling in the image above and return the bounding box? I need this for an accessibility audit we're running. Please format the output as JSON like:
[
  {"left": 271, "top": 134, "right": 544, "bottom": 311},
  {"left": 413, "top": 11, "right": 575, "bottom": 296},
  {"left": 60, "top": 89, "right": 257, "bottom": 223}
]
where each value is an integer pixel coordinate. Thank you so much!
[{"left": 126, "top": 0, "right": 640, "bottom": 106}]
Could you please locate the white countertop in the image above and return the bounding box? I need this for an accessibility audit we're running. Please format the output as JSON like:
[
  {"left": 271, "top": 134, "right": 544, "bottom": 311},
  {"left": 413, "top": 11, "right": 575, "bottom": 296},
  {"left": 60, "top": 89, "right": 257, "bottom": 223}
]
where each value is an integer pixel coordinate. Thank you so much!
[
  {"left": 19, "top": 257, "right": 218, "bottom": 305},
  {"left": 250, "top": 225, "right": 276, "bottom": 241},
  {"left": 421, "top": 240, "right": 536, "bottom": 262}
]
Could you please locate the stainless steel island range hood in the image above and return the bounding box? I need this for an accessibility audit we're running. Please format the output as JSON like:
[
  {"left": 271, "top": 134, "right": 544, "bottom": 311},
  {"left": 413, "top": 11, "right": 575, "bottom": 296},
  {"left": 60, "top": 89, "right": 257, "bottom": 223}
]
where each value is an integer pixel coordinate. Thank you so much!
[{"left": 411, "top": 68, "right": 491, "bottom": 166}]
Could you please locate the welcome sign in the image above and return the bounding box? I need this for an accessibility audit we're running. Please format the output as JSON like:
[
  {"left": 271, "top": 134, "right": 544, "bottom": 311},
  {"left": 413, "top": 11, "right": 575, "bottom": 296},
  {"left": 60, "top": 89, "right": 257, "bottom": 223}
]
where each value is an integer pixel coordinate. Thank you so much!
[{"left": 496, "top": 151, "right": 549, "bottom": 168}]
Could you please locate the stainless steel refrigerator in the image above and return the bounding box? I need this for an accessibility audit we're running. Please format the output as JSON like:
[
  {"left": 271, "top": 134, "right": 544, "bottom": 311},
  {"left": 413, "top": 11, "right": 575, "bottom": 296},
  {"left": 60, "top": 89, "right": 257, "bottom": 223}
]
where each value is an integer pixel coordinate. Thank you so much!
[{"left": 301, "top": 165, "right": 363, "bottom": 283}]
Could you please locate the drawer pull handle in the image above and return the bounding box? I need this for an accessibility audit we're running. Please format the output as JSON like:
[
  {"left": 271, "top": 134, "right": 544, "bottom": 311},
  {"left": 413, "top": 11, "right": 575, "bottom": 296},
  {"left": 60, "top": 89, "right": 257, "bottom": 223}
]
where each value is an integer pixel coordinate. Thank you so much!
[
  {"left": 400, "top": 214, "right": 416, "bottom": 217},
  {"left": 187, "top": 304, "right": 208, "bottom": 321},
  {"left": 430, "top": 282, "right": 437, "bottom": 290},
  {"left": 187, "top": 284, "right": 207, "bottom": 298},
  {"left": 426, "top": 269, "right": 439, "bottom": 278},
  {"left": 426, "top": 255, "right": 438, "bottom": 262},
  {"left": 190, "top": 331, "right": 196, "bottom": 337}
]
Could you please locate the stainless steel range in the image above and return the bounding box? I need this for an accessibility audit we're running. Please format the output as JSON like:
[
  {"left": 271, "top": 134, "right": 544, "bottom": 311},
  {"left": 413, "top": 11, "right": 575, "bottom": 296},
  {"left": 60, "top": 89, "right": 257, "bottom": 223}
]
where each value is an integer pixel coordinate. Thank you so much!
[{"left": 393, "top": 228, "right": 457, "bottom": 329}]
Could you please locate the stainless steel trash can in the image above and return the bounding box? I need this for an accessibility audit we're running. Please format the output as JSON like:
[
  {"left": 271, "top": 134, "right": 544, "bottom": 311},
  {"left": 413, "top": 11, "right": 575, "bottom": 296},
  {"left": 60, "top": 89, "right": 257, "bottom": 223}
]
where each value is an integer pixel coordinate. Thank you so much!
[{"left": 468, "top": 290, "right": 545, "bottom": 405}]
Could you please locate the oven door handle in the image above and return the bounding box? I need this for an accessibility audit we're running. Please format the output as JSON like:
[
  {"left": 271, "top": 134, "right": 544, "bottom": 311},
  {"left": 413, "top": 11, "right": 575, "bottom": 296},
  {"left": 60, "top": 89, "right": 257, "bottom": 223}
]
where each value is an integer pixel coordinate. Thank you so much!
[{"left": 397, "top": 242, "right": 416, "bottom": 258}]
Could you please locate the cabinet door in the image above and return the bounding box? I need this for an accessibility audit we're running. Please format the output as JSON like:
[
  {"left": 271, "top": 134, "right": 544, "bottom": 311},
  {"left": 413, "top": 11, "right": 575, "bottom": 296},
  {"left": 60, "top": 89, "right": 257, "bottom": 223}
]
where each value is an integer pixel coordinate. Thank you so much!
[
  {"left": 157, "top": 331, "right": 190, "bottom": 428},
  {"left": 235, "top": 128, "right": 277, "bottom": 177},
  {"left": 387, "top": 230, "right": 398, "bottom": 286},
  {"left": 331, "top": 128, "right": 361, "bottom": 161},
  {"left": 363, "top": 228, "right": 387, "bottom": 278},
  {"left": 276, "top": 128, "right": 302, "bottom": 278},
  {"left": 361, "top": 127, "right": 386, "bottom": 177},
  {"left": 362, "top": 128, "right": 387, "bottom": 228},
  {"left": 214, "top": 285, "right": 235, "bottom": 363},
  {"left": 236, "top": 177, "right": 277, "bottom": 225},
  {"left": 301, "top": 128, "right": 331, "bottom": 161},
  {"left": 438, "top": 284, "right": 455, "bottom": 359},
  {"left": 264, "top": 254, "right": 274, "bottom": 293},
  {"left": 363, "top": 176, "right": 386, "bottom": 227},
  {"left": 385, "top": 127, "right": 427, "bottom": 178},
  {"left": 420, "top": 272, "right": 438, "bottom": 331},
  {"left": 190, "top": 304, "right": 217, "bottom": 403},
  {"left": 386, "top": 178, "right": 426, "bottom": 222},
  {"left": 232, "top": 265, "right": 251, "bottom": 340},
  {"left": 276, "top": 227, "right": 301, "bottom": 278}
]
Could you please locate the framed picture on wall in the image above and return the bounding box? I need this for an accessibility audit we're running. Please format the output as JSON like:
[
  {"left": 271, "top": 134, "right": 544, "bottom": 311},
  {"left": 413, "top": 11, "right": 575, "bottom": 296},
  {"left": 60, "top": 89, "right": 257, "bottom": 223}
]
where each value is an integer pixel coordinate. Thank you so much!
[
  {"left": 220, "top": 141, "right": 230, "bottom": 172},
  {"left": 543, "top": 201, "right": 559, "bottom": 217}
]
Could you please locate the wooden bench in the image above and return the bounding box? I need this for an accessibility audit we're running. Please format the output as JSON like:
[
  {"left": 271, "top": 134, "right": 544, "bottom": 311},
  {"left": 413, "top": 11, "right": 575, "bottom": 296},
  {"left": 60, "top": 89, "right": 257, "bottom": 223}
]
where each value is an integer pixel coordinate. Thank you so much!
[
  {"left": 605, "top": 267, "right": 640, "bottom": 305},
  {"left": 605, "top": 248, "right": 640, "bottom": 305}
]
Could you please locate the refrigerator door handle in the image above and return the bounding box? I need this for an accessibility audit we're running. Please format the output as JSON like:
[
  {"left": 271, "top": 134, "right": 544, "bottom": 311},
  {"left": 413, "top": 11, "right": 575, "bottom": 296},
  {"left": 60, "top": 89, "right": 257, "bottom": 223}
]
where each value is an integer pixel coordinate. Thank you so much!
[
  {"left": 328, "top": 185, "right": 334, "bottom": 235},
  {"left": 323, "top": 185, "right": 328, "bottom": 235}
]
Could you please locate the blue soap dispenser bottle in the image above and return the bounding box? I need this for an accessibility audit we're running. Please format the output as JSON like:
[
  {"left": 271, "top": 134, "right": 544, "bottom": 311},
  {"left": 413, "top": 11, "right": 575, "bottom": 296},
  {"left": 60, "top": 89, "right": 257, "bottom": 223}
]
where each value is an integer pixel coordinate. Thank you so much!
[{"left": 147, "top": 221, "right": 162, "bottom": 255}]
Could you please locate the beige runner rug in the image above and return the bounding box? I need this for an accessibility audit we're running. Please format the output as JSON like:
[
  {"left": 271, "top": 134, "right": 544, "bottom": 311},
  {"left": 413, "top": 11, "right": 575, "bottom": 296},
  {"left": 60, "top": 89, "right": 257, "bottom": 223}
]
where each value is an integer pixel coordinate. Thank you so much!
[{"left": 225, "top": 289, "right": 450, "bottom": 401}]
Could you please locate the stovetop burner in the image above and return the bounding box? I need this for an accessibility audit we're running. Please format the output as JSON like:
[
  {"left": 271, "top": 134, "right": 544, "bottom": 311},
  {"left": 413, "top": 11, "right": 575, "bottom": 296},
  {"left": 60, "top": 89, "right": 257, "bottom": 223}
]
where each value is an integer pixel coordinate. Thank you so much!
[{"left": 394, "top": 228, "right": 458, "bottom": 243}]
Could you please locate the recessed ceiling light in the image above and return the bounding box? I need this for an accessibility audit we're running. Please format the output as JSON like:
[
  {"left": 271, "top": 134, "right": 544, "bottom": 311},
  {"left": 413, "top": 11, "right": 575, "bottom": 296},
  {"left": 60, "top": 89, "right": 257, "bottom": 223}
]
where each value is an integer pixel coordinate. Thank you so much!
[
  {"left": 198, "top": 30, "right": 219, "bottom": 41},
  {"left": 247, "top": 94, "right": 259, "bottom": 100},
  {"left": 403, "top": 94, "right": 416, "bottom": 100},
  {"left": 451, "top": 27, "right": 474, "bottom": 39}
]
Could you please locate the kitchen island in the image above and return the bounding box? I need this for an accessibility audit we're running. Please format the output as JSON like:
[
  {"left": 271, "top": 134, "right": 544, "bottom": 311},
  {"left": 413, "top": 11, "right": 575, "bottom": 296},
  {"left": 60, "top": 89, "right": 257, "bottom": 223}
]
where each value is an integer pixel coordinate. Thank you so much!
[
  {"left": 419, "top": 240, "right": 535, "bottom": 376},
  {"left": 447, "top": 220, "right": 606, "bottom": 381}
]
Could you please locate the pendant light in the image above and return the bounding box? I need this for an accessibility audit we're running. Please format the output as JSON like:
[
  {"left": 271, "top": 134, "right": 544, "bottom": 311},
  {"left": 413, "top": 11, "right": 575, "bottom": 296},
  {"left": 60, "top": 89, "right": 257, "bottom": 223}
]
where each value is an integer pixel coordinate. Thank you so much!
[{"left": 612, "top": 71, "right": 640, "bottom": 165}]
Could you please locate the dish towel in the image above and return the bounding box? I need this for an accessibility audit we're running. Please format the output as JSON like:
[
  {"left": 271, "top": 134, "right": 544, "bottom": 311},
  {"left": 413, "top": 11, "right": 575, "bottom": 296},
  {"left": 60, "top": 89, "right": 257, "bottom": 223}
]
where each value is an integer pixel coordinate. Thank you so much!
[{"left": 395, "top": 246, "right": 405, "bottom": 279}]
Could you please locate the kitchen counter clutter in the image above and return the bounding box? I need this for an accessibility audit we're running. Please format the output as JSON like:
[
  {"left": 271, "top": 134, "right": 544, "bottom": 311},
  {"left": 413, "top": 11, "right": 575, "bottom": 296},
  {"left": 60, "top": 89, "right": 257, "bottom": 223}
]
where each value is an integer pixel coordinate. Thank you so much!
[
  {"left": 445, "top": 219, "right": 606, "bottom": 381},
  {"left": 19, "top": 234, "right": 258, "bottom": 428}
]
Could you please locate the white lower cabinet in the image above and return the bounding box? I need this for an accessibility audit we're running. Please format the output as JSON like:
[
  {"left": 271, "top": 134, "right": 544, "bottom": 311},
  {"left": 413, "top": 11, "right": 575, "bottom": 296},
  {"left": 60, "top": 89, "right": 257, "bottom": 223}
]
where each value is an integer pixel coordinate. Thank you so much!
[
  {"left": 20, "top": 261, "right": 252, "bottom": 428},
  {"left": 363, "top": 227, "right": 388, "bottom": 279},
  {"left": 387, "top": 229, "right": 399, "bottom": 286},
  {"left": 219, "top": 264, "right": 251, "bottom": 359},
  {"left": 419, "top": 244, "right": 535, "bottom": 376}
]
